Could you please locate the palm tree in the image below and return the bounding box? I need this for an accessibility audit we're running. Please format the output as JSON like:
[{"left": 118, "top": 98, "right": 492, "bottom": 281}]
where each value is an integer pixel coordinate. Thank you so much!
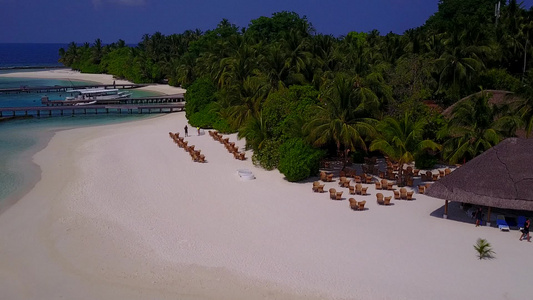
[
  {"left": 438, "top": 91, "right": 520, "bottom": 164},
  {"left": 91, "top": 38, "right": 103, "bottom": 65},
  {"left": 370, "top": 113, "right": 441, "bottom": 185},
  {"left": 305, "top": 75, "right": 376, "bottom": 165},
  {"left": 434, "top": 31, "right": 488, "bottom": 99},
  {"left": 516, "top": 85, "right": 533, "bottom": 137},
  {"left": 237, "top": 111, "right": 269, "bottom": 152},
  {"left": 224, "top": 76, "right": 268, "bottom": 130}
]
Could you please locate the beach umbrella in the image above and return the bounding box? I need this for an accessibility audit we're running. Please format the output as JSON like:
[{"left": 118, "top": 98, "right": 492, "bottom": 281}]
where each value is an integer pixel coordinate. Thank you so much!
[{"left": 426, "top": 138, "right": 533, "bottom": 218}]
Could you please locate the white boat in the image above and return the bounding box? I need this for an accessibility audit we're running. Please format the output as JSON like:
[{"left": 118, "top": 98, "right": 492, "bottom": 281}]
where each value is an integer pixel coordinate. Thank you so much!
[
  {"left": 65, "top": 88, "right": 131, "bottom": 102},
  {"left": 74, "top": 100, "right": 97, "bottom": 106}
]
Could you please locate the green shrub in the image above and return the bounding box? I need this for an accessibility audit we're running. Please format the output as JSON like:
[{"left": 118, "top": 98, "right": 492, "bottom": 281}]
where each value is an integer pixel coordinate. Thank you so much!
[
  {"left": 252, "top": 139, "right": 281, "bottom": 170},
  {"left": 184, "top": 78, "right": 217, "bottom": 118},
  {"left": 278, "top": 138, "right": 324, "bottom": 182},
  {"left": 213, "top": 118, "right": 233, "bottom": 134},
  {"left": 188, "top": 103, "right": 220, "bottom": 128}
]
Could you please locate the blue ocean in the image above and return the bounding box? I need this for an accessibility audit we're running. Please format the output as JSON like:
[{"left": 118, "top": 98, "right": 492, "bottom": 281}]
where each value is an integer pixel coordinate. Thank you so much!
[{"left": 0, "top": 43, "right": 159, "bottom": 209}]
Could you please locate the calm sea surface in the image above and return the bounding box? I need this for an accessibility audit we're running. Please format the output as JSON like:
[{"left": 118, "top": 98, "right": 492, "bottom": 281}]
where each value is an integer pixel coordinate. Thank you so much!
[{"left": 0, "top": 44, "right": 160, "bottom": 208}]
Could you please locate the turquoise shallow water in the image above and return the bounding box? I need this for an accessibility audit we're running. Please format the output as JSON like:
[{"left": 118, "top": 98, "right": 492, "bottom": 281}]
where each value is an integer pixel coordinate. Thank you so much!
[{"left": 0, "top": 74, "right": 159, "bottom": 209}]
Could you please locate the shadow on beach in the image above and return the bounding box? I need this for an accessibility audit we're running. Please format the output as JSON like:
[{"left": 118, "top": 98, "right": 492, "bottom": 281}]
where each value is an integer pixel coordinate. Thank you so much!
[{"left": 430, "top": 200, "right": 532, "bottom": 230}]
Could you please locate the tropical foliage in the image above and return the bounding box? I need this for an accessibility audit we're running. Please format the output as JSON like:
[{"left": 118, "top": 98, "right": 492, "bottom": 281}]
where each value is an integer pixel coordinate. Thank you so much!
[
  {"left": 474, "top": 238, "right": 496, "bottom": 260},
  {"left": 59, "top": 3, "right": 533, "bottom": 181}
]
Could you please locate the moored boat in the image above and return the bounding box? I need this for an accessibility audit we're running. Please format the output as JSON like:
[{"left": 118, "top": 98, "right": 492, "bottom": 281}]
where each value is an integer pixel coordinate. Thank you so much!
[{"left": 65, "top": 88, "right": 131, "bottom": 102}]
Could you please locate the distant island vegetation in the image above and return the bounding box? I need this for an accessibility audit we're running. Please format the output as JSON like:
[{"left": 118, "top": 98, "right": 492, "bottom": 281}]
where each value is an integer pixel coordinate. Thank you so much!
[{"left": 59, "top": 0, "right": 533, "bottom": 181}]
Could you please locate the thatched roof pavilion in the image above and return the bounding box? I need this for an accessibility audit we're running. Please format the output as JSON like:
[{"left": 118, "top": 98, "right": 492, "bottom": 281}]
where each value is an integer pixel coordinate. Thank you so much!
[{"left": 426, "top": 138, "right": 533, "bottom": 217}]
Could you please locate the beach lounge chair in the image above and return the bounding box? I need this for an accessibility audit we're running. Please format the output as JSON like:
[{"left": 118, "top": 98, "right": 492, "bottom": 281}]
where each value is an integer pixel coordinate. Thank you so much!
[
  {"left": 343, "top": 180, "right": 351, "bottom": 188},
  {"left": 517, "top": 216, "right": 527, "bottom": 230},
  {"left": 406, "top": 191, "right": 414, "bottom": 200},
  {"left": 326, "top": 174, "right": 334, "bottom": 182},
  {"left": 384, "top": 196, "right": 392, "bottom": 205},
  {"left": 497, "top": 215, "right": 510, "bottom": 231},
  {"left": 393, "top": 190, "right": 400, "bottom": 200},
  {"left": 349, "top": 185, "right": 356, "bottom": 195},
  {"left": 357, "top": 200, "right": 366, "bottom": 210},
  {"left": 376, "top": 193, "right": 384, "bottom": 205},
  {"left": 365, "top": 174, "right": 373, "bottom": 184},
  {"left": 387, "top": 182, "right": 394, "bottom": 190},
  {"left": 312, "top": 181, "right": 320, "bottom": 192},
  {"left": 329, "top": 188, "right": 336, "bottom": 200},
  {"left": 320, "top": 171, "right": 328, "bottom": 182},
  {"left": 317, "top": 185, "right": 325, "bottom": 193},
  {"left": 400, "top": 188, "right": 407, "bottom": 200},
  {"left": 355, "top": 183, "right": 363, "bottom": 195},
  {"left": 432, "top": 173, "right": 440, "bottom": 181},
  {"left": 444, "top": 168, "right": 451, "bottom": 176},
  {"left": 375, "top": 181, "right": 382, "bottom": 190},
  {"left": 198, "top": 154, "right": 206, "bottom": 163},
  {"left": 338, "top": 177, "right": 347, "bottom": 186},
  {"left": 349, "top": 198, "right": 358, "bottom": 210},
  {"left": 361, "top": 187, "right": 368, "bottom": 196},
  {"left": 381, "top": 179, "right": 388, "bottom": 188},
  {"left": 418, "top": 185, "right": 426, "bottom": 194},
  {"left": 336, "top": 191, "right": 343, "bottom": 200},
  {"left": 354, "top": 176, "right": 362, "bottom": 184},
  {"left": 413, "top": 169, "right": 420, "bottom": 176}
]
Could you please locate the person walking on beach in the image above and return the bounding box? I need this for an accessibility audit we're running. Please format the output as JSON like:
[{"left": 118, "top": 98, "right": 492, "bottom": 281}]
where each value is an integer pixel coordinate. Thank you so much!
[
  {"left": 475, "top": 207, "right": 483, "bottom": 227},
  {"left": 184, "top": 125, "right": 188, "bottom": 137},
  {"left": 197, "top": 127, "right": 200, "bottom": 136},
  {"left": 520, "top": 219, "right": 530, "bottom": 242}
]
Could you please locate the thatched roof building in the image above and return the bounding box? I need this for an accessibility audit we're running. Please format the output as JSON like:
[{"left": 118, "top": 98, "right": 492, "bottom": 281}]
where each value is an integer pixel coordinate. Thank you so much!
[{"left": 426, "top": 138, "right": 533, "bottom": 211}]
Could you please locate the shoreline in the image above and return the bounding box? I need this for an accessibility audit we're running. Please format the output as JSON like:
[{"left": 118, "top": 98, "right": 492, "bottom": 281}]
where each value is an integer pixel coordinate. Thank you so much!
[
  {"left": 0, "top": 68, "right": 187, "bottom": 95},
  {"left": 0, "top": 68, "right": 185, "bottom": 215}
]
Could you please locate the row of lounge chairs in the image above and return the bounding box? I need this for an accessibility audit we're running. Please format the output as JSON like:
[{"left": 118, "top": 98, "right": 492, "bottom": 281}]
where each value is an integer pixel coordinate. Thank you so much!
[
  {"left": 420, "top": 168, "right": 452, "bottom": 181},
  {"left": 169, "top": 132, "right": 206, "bottom": 163},
  {"left": 496, "top": 215, "right": 527, "bottom": 231},
  {"left": 208, "top": 130, "right": 246, "bottom": 161}
]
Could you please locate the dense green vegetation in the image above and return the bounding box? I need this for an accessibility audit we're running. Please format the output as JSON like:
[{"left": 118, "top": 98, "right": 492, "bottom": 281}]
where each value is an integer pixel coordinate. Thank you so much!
[{"left": 59, "top": 1, "right": 533, "bottom": 181}]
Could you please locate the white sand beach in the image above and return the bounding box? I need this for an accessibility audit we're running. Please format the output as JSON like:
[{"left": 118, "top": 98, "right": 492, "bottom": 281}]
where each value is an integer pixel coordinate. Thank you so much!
[
  {"left": 0, "top": 69, "right": 186, "bottom": 95},
  {"left": 0, "top": 70, "right": 531, "bottom": 299}
]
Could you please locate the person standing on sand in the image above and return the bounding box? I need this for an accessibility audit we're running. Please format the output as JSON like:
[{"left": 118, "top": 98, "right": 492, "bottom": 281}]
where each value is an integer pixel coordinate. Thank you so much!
[
  {"left": 520, "top": 219, "right": 530, "bottom": 242},
  {"left": 184, "top": 125, "right": 188, "bottom": 137},
  {"left": 475, "top": 207, "right": 483, "bottom": 227}
]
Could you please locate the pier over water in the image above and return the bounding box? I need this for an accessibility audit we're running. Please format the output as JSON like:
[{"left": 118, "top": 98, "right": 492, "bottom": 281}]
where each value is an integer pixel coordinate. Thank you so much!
[
  {"left": 0, "top": 84, "right": 186, "bottom": 118},
  {"left": 0, "top": 83, "right": 147, "bottom": 94}
]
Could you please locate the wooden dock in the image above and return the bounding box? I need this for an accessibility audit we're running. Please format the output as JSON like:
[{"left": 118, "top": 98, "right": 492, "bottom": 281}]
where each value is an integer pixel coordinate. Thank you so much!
[
  {"left": 41, "top": 94, "right": 184, "bottom": 106},
  {"left": 0, "top": 84, "right": 147, "bottom": 94},
  {"left": 0, "top": 103, "right": 185, "bottom": 118}
]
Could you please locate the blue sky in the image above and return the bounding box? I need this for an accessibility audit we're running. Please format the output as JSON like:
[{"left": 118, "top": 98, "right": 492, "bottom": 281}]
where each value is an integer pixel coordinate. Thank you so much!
[{"left": 1, "top": 0, "right": 532, "bottom": 44}]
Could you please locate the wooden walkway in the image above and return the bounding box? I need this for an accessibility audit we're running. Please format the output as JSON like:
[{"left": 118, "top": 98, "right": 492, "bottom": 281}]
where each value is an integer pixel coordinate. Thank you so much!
[
  {"left": 0, "top": 103, "right": 185, "bottom": 117},
  {"left": 42, "top": 94, "right": 185, "bottom": 106},
  {"left": 0, "top": 84, "right": 147, "bottom": 94}
]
